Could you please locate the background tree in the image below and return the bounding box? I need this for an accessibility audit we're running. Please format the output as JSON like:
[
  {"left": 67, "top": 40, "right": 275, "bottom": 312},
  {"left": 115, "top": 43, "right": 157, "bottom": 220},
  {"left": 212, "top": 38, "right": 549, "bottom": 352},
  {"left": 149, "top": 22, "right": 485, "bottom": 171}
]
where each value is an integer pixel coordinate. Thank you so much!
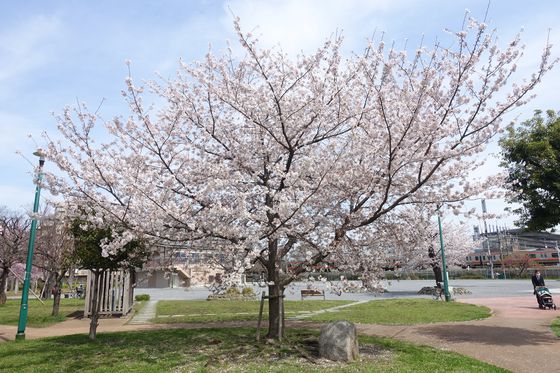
[
  {"left": 34, "top": 210, "right": 76, "bottom": 316},
  {"left": 394, "top": 211, "right": 474, "bottom": 286},
  {"left": 0, "top": 208, "right": 30, "bottom": 304},
  {"left": 44, "top": 17, "right": 555, "bottom": 339},
  {"left": 502, "top": 251, "right": 540, "bottom": 277},
  {"left": 70, "top": 217, "right": 149, "bottom": 340},
  {"left": 500, "top": 110, "right": 560, "bottom": 230},
  {"left": 333, "top": 208, "right": 474, "bottom": 287}
]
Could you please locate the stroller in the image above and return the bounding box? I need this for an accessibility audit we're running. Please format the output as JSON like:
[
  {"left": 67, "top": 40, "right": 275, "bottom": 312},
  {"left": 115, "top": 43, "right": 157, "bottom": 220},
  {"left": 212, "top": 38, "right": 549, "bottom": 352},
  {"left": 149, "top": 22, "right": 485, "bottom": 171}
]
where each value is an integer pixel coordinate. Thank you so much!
[{"left": 535, "top": 286, "right": 557, "bottom": 310}]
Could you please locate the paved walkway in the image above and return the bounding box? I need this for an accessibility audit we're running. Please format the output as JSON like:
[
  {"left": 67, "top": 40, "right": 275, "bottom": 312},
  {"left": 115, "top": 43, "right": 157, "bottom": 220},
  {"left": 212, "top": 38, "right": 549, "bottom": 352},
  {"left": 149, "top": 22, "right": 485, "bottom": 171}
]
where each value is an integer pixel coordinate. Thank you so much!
[
  {"left": 128, "top": 300, "right": 157, "bottom": 325},
  {"left": 0, "top": 296, "right": 558, "bottom": 373},
  {"left": 288, "top": 300, "right": 370, "bottom": 320},
  {"left": 350, "top": 297, "right": 560, "bottom": 373}
]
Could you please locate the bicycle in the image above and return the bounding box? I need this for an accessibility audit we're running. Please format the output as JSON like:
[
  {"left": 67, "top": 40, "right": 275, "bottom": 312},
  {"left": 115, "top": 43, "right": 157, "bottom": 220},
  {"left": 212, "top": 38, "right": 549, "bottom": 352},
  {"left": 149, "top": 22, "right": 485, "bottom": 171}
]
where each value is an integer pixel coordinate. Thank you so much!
[{"left": 432, "top": 286, "right": 444, "bottom": 300}]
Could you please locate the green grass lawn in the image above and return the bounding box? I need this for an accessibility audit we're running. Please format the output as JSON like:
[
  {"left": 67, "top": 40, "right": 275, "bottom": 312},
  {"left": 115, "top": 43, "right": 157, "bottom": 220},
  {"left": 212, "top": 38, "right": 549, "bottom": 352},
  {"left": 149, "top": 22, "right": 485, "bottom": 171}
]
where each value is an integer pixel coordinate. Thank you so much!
[
  {"left": 154, "top": 299, "right": 490, "bottom": 325},
  {"left": 307, "top": 299, "right": 491, "bottom": 324},
  {"left": 552, "top": 317, "right": 560, "bottom": 337},
  {"left": 154, "top": 300, "right": 353, "bottom": 323},
  {"left": 0, "top": 299, "right": 84, "bottom": 327},
  {"left": 0, "top": 328, "right": 509, "bottom": 373}
]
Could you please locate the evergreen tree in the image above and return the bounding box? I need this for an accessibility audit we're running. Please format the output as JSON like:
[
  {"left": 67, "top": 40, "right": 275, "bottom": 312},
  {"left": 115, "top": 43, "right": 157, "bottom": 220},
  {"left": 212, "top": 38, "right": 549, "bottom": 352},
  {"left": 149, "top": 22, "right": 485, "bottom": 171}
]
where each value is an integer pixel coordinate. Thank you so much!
[{"left": 500, "top": 110, "right": 560, "bottom": 230}]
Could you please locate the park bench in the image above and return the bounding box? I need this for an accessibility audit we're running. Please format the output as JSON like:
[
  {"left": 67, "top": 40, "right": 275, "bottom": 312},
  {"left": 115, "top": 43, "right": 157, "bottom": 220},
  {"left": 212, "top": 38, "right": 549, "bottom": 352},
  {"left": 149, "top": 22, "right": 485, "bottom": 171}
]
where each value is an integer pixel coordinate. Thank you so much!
[{"left": 300, "top": 289, "right": 325, "bottom": 301}]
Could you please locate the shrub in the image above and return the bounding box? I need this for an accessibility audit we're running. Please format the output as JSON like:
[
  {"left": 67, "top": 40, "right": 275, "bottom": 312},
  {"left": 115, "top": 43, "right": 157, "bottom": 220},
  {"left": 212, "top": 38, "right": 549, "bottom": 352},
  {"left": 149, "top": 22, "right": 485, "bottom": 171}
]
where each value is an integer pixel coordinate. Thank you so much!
[
  {"left": 135, "top": 294, "right": 150, "bottom": 301},
  {"left": 451, "top": 272, "right": 486, "bottom": 280},
  {"left": 242, "top": 287, "right": 255, "bottom": 296},
  {"left": 225, "top": 287, "right": 241, "bottom": 296}
]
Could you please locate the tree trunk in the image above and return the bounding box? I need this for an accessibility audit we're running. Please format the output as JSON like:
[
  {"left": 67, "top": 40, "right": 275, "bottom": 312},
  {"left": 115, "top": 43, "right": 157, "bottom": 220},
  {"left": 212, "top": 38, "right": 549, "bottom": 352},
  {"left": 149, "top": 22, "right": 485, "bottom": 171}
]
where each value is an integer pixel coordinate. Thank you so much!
[
  {"left": 51, "top": 273, "right": 63, "bottom": 316},
  {"left": 431, "top": 263, "right": 443, "bottom": 288},
  {"left": 427, "top": 246, "right": 443, "bottom": 288},
  {"left": 266, "top": 237, "right": 285, "bottom": 340},
  {"left": 89, "top": 270, "right": 101, "bottom": 341},
  {"left": 42, "top": 273, "right": 54, "bottom": 300},
  {"left": 267, "top": 283, "right": 285, "bottom": 340},
  {"left": 0, "top": 268, "right": 8, "bottom": 305}
]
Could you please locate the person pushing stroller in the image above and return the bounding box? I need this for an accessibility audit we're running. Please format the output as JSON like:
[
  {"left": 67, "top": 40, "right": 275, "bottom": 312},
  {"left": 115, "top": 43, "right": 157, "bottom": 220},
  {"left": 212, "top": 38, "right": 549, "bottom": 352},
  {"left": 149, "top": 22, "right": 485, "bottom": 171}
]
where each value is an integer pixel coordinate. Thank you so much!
[
  {"left": 531, "top": 270, "right": 556, "bottom": 309},
  {"left": 531, "top": 270, "right": 545, "bottom": 291}
]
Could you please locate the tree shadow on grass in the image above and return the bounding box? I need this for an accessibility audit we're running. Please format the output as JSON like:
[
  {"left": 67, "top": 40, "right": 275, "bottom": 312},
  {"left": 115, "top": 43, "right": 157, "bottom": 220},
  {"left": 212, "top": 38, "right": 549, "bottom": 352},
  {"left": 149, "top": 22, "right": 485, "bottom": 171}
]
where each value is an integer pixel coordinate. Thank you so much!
[
  {"left": 419, "top": 325, "right": 557, "bottom": 346},
  {"left": 0, "top": 328, "right": 236, "bottom": 372},
  {"left": 0, "top": 328, "right": 320, "bottom": 372}
]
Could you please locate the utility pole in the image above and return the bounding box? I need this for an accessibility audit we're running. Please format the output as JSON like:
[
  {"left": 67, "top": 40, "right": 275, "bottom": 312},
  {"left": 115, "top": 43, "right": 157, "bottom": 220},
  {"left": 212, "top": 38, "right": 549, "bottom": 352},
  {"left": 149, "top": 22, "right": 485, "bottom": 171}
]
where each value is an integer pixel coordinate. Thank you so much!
[
  {"left": 16, "top": 149, "right": 46, "bottom": 340},
  {"left": 437, "top": 207, "right": 451, "bottom": 302},
  {"left": 498, "top": 226, "right": 506, "bottom": 279},
  {"left": 481, "top": 199, "right": 494, "bottom": 279}
]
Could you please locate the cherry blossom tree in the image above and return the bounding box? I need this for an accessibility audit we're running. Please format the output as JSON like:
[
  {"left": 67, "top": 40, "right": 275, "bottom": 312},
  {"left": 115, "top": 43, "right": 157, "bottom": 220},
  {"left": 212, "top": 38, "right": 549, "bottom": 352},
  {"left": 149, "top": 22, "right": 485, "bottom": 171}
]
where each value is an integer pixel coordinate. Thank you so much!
[
  {"left": 44, "top": 17, "right": 555, "bottom": 339},
  {"left": 316, "top": 208, "right": 475, "bottom": 288},
  {"left": 388, "top": 208, "right": 475, "bottom": 285},
  {"left": 0, "top": 208, "right": 30, "bottom": 304}
]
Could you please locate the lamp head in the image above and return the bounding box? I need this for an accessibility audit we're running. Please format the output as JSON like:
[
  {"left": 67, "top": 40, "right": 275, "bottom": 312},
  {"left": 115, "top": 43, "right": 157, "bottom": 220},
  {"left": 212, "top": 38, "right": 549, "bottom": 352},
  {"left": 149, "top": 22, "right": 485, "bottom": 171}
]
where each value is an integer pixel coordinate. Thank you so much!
[
  {"left": 33, "top": 148, "right": 46, "bottom": 167},
  {"left": 33, "top": 148, "right": 46, "bottom": 159}
]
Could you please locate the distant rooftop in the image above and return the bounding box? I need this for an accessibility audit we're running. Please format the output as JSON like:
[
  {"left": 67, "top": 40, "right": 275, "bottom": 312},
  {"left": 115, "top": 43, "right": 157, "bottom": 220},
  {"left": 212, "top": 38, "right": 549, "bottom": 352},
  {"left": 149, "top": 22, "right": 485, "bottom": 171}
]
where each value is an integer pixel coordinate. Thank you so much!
[{"left": 473, "top": 228, "right": 560, "bottom": 252}]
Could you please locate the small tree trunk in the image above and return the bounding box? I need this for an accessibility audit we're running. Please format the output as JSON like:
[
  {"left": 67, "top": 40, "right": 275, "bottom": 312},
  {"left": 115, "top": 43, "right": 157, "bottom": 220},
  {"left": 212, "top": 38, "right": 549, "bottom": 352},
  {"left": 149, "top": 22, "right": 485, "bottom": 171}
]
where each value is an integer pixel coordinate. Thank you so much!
[
  {"left": 0, "top": 268, "right": 8, "bottom": 305},
  {"left": 51, "top": 273, "right": 63, "bottom": 316},
  {"left": 89, "top": 270, "right": 101, "bottom": 341},
  {"left": 42, "top": 273, "right": 54, "bottom": 300},
  {"left": 431, "top": 263, "right": 443, "bottom": 288},
  {"left": 518, "top": 261, "right": 529, "bottom": 278},
  {"left": 68, "top": 270, "right": 75, "bottom": 290}
]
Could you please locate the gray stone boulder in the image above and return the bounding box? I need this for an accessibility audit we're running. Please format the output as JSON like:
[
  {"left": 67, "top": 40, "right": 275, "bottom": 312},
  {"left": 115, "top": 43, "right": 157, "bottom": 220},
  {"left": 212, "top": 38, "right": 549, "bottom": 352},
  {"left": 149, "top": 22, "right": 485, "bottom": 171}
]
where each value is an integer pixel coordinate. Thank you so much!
[{"left": 319, "top": 320, "right": 359, "bottom": 362}]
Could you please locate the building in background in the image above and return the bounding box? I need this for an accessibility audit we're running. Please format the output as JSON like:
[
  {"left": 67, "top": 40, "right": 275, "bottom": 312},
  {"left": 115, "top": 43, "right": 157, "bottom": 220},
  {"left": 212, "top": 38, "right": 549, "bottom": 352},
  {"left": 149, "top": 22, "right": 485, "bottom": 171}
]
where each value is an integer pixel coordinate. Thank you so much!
[
  {"left": 135, "top": 243, "right": 226, "bottom": 289},
  {"left": 466, "top": 228, "right": 560, "bottom": 268}
]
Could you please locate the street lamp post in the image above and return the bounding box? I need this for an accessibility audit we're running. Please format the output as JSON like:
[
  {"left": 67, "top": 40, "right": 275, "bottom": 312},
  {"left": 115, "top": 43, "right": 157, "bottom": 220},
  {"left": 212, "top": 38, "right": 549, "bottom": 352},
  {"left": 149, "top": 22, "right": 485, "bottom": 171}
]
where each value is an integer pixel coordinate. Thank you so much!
[
  {"left": 437, "top": 207, "right": 451, "bottom": 302},
  {"left": 481, "top": 199, "right": 494, "bottom": 279},
  {"left": 16, "top": 149, "right": 46, "bottom": 341}
]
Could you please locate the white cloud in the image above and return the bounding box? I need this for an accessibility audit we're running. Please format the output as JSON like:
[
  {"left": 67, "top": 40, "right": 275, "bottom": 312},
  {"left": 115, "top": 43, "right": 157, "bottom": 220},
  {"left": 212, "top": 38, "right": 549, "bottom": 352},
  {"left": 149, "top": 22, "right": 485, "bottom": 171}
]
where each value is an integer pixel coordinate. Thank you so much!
[{"left": 222, "top": 0, "right": 416, "bottom": 54}]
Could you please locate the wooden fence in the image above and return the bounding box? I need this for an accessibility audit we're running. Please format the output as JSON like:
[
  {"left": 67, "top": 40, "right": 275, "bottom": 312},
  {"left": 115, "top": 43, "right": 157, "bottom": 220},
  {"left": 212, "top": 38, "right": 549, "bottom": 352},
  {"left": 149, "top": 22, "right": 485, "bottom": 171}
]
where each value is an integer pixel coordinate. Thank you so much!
[{"left": 84, "top": 270, "right": 134, "bottom": 317}]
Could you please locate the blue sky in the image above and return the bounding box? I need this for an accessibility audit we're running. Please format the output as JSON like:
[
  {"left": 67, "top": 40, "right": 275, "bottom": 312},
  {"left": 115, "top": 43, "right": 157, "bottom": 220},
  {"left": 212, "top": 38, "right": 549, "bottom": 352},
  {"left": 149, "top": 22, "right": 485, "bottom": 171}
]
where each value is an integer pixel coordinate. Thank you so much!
[{"left": 1, "top": 0, "right": 559, "bottom": 228}]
